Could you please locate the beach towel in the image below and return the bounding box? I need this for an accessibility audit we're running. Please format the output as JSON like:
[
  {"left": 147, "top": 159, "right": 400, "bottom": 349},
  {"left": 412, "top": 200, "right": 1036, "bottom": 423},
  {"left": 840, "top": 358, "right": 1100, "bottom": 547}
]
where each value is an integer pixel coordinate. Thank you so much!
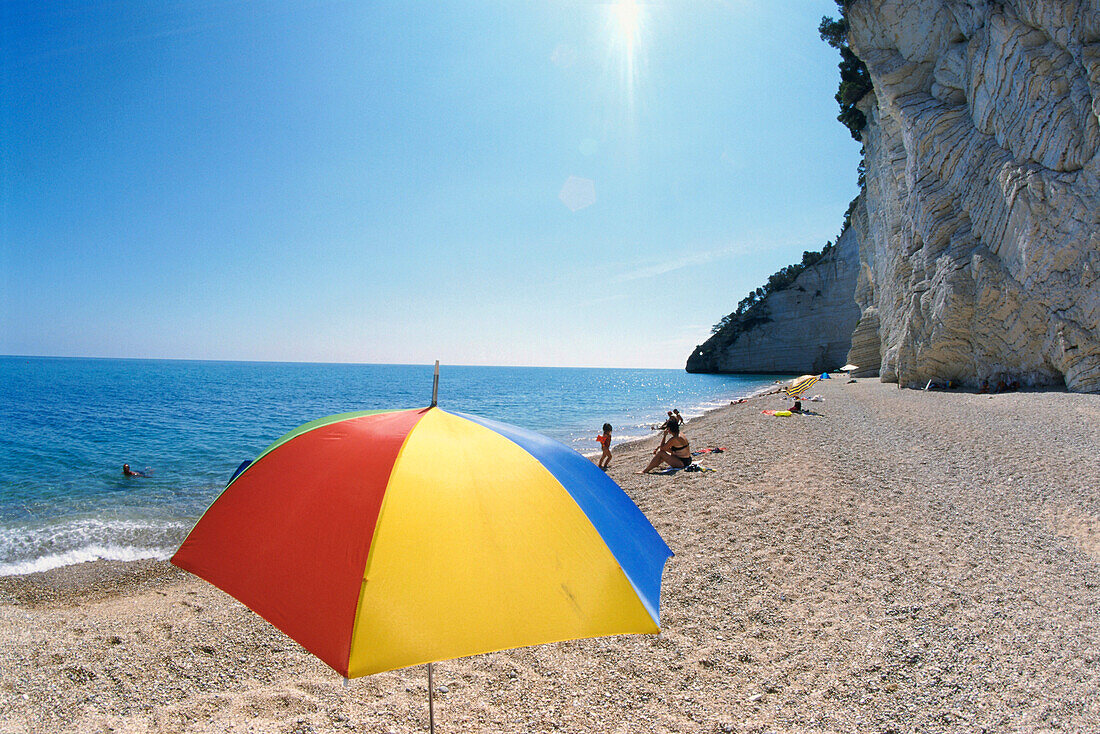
[
  {"left": 656, "top": 464, "right": 716, "bottom": 474},
  {"left": 691, "top": 447, "right": 726, "bottom": 456}
]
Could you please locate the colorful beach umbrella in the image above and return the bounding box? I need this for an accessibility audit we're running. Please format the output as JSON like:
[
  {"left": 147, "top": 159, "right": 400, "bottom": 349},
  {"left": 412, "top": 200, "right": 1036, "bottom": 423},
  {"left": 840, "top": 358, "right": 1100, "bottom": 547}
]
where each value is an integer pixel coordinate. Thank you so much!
[
  {"left": 171, "top": 406, "right": 672, "bottom": 680},
  {"left": 784, "top": 374, "right": 820, "bottom": 397}
]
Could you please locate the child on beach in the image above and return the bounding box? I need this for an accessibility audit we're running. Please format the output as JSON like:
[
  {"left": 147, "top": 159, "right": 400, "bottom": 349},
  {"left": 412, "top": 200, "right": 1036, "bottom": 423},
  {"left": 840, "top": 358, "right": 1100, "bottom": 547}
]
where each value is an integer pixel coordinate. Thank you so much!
[{"left": 596, "top": 423, "right": 613, "bottom": 469}]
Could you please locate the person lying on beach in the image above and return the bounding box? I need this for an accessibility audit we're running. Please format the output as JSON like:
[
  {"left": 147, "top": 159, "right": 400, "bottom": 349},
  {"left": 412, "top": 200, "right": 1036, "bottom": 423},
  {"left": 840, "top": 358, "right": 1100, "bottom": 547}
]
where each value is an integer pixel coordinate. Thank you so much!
[
  {"left": 638, "top": 422, "right": 692, "bottom": 474},
  {"left": 122, "top": 464, "right": 148, "bottom": 478},
  {"left": 596, "top": 423, "right": 613, "bottom": 469}
]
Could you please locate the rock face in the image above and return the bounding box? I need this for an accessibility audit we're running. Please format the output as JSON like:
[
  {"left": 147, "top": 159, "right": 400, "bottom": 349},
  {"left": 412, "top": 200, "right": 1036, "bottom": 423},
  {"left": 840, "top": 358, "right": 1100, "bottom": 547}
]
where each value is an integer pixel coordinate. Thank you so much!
[
  {"left": 845, "top": 0, "right": 1100, "bottom": 391},
  {"left": 687, "top": 228, "right": 862, "bottom": 375}
]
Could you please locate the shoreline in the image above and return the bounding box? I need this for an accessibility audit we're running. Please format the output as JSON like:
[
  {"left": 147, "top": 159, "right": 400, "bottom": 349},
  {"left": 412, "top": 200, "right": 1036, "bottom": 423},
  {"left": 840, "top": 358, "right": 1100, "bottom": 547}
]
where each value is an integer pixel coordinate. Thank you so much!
[
  {"left": 0, "top": 368, "right": 783, "bottom": 579},
  {"left": 2, "top": 379, "right": 1098, "bottom": 732},
  {"left": 4, "top": 384, "right": 777, "bottom": 587},
  {"left": 1, "top": 380, "right": 779, "bottom": 585},
  {"left": 581, "top": 380, "right": 787, "bottom": 458}
]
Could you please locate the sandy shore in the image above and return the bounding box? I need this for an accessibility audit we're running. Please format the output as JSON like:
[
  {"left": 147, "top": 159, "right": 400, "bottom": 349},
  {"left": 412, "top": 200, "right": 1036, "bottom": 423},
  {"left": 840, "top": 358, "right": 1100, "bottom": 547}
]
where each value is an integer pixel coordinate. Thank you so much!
[{"left": 2, "top": 379, "right": 1098, "bottom": 733}]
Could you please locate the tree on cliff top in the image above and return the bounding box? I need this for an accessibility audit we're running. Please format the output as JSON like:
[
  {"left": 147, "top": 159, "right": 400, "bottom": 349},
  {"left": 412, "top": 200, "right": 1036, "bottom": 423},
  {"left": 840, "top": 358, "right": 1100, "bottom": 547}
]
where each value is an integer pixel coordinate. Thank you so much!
[
  {"left": 819, "top": 1, "right": 872, "bottom": 140},
  {"left": 709, "top": 241, "right": 835, "bottom": 334}
]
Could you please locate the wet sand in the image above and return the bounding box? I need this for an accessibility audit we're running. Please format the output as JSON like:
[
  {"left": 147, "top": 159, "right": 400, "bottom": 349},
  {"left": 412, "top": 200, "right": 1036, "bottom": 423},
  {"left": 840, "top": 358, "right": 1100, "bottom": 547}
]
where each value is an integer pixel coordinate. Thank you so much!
[{"left": 1, "top": 379, "right": 1098, "bottom": 733}]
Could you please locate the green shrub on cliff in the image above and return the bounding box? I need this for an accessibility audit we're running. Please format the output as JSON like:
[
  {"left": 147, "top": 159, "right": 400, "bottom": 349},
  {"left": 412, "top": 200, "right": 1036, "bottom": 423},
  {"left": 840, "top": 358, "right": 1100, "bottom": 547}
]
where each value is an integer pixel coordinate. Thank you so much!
[
  {"left": 709, "top": 241, "right": 836, "bottom": 334},
  {"left": 819, "top": 1, "right": 872, "bottom": 140}
]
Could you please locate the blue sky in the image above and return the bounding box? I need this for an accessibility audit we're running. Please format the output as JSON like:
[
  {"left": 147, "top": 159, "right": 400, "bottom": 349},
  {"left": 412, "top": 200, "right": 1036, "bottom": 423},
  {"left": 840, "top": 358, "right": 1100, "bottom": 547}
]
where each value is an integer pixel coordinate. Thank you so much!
[{"left": 2, "top": 1, "right": 860, "bottom": 369}]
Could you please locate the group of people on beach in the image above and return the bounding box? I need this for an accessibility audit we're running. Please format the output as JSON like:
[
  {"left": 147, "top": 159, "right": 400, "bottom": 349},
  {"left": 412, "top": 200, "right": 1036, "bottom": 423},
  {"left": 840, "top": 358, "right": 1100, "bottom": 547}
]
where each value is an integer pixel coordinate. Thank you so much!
[
  {"left": 595, "top": 408, "right": 692, "bottom": 473},
  {"left": 978, "top": 377, "right": 1020, "bottom": 393}
]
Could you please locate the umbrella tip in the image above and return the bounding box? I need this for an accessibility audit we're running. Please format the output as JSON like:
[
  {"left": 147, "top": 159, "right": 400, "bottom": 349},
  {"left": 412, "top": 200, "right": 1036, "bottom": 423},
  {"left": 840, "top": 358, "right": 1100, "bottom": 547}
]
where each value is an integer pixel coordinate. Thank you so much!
[{"left": 430, "top": 360, "right": 440, "bottom": 408}]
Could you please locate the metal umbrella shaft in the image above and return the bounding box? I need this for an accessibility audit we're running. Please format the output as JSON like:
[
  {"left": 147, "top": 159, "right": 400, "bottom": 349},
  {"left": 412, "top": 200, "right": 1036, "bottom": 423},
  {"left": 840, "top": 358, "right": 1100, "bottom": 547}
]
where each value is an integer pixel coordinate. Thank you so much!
[{"left": 428, "top": 662, "right": 436, "bottom": 733}]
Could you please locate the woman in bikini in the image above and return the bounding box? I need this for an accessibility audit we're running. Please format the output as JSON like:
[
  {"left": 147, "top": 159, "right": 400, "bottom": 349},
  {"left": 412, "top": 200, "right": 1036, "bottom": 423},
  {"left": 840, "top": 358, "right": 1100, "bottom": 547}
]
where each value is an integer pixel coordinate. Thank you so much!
[{"left": 638, "top": 421, "right": 691, "bottom": 473}]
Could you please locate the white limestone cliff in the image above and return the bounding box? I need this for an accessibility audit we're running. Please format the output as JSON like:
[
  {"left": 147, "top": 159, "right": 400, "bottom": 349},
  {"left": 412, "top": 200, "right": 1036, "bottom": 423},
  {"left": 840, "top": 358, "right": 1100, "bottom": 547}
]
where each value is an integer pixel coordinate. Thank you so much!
[
  {"left": 846, "top": 0, "right": 1100, "bottom": 391},
  {"left": 687, "top": 227, "right": 862, "bottom": 375}
]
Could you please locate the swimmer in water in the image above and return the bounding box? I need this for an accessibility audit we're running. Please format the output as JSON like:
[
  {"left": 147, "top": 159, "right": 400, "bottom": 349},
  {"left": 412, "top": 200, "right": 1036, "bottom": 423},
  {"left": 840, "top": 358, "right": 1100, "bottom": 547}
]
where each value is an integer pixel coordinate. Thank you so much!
[{"left": 122, "top": 464, "right": 148, "bottom": 478}]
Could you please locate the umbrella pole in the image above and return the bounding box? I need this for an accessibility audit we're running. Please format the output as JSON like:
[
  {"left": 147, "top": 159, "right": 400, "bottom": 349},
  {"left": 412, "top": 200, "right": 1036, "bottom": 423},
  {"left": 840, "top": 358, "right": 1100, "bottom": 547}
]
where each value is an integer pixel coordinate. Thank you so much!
[
  {"left": 430, "top": 360, "right": 440, "bottom": 408},
  {"left": 428, "top": 662, "right": 436, "bottom": 734}
]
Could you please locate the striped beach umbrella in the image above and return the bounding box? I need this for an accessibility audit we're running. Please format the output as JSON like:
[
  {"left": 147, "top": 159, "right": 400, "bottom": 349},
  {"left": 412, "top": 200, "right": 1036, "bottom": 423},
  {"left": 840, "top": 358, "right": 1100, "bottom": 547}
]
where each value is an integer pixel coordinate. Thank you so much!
[
  {"left": 784, "top": 374, "right": 820, "bottom": 397},
  {"left": 171, "top": 405, "right": 672, "bottom": 681}
]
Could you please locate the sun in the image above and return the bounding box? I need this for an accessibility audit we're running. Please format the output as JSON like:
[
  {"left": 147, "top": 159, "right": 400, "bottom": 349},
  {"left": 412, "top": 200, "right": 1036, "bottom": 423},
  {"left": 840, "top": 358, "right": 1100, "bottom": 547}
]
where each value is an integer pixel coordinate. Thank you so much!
[
  {"left": 606, "top": 0, "right": 646, "bottom": 109},
  {"left": 611, "top": 0, "right": 641, "bottom": 53}
]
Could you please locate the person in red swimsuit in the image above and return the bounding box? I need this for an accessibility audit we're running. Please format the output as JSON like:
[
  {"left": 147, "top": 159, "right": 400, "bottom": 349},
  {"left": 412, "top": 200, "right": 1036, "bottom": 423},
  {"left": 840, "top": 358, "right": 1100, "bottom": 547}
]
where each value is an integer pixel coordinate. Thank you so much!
[{"left": 596, "top": 423, "right": 613, "bottom": 469}]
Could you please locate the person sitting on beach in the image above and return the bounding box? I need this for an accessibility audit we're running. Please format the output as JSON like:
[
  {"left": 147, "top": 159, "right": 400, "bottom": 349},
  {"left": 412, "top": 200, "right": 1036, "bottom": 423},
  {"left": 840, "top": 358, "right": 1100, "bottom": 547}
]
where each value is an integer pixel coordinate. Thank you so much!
[
  {"left": 122, "top": 464, "right": 147, "bottom": 478},
  {"left": 638, "top": 422, "right": 692, "bottom": 474},
  {"left": 596, "top": 423, "right": 613, "bottom": 469},
  {"left": 789, "top": 400, "right": 802, "bottom": 413}
]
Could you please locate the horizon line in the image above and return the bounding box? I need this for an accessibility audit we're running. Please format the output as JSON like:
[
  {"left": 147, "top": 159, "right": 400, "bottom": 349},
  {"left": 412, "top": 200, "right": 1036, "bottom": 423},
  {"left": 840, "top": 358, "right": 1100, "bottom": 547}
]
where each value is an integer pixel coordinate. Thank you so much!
[{"left": 0, "top": 353, "right": 692, "bottom": 372}]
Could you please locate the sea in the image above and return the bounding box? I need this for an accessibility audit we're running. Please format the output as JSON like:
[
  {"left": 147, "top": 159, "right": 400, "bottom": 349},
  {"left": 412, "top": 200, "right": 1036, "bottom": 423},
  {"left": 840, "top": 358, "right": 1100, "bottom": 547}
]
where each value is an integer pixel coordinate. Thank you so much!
[{"left": 0, "top": 356, "right": 784, "bottom": 576}]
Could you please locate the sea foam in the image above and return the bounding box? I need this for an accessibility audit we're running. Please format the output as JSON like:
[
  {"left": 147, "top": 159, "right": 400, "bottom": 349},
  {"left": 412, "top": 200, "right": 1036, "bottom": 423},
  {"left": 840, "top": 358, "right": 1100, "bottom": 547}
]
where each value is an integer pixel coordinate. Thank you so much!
[
  {"left": 0, "top": 517, "right": 188, "bottom": 577},
  {"left": 0, "top": 544, "right": 172, "bottom": 576}
]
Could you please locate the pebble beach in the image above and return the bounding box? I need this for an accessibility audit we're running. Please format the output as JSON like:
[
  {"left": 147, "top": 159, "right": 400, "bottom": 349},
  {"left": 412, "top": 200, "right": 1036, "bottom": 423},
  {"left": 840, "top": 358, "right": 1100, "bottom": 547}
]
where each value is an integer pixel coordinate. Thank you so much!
[{"left": 1, "top": 378, "right": 1098, "bottom": 733}]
